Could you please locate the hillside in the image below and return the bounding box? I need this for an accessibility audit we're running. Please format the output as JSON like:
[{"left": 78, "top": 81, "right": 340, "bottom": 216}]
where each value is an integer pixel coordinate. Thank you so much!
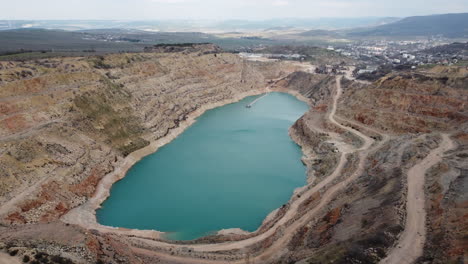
[
  {"left": 0, "top": 28, "right": 144, "bottom": 54},
  {"left": 0, "top": 29, "right": 277, "bottom": 55},
  {"left": 255, "top": 45, "right": 354, "bottom": 65},
  {"left": 0, "top": 48, "right": 466, "bottom": 264},
  {"left": 349, "top": 13, "right": 468, "bottom": 38},
  {"left": 420, "top": 41, "right": 468, "bottom": 56}
]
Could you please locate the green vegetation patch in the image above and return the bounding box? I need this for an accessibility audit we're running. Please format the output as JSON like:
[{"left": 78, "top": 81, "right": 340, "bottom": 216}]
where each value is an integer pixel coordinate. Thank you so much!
[
  {"left": 87, "top": 56, "right": 113, "bottom": 69},
  {"left": 74, "top": 76, "right": 149, "bottom": 156},
  {"left": 455, "top": 60, "right": 468, "bottom": 66},
  {"left": 257, "top": 45, "right": 354, "bottom": 65},
  {"left": 87, "top": 54, "right": 147, "bottom": 69}
]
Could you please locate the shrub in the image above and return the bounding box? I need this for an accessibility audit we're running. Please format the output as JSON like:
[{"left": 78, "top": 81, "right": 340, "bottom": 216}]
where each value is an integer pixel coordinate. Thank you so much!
[{"left": 50, "top": 255, "right": 74, "bottom": 264}]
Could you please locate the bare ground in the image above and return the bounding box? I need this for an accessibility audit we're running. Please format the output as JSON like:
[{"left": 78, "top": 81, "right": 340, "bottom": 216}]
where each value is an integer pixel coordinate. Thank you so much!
[
  {"left": 122, "top": 76, "right": 384, "bottom": 263},
  {"left": 380, "top": 134, "right": 456, "bottom": 264}
]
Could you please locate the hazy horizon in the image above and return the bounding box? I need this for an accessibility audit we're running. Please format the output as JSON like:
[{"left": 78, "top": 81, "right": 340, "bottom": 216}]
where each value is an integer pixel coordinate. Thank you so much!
[
  {"left": 1, "top": 14, "right": 467, "bottom": 21},
  {"left": 1, "top": 0, "right": 467, "bottom": 20}
]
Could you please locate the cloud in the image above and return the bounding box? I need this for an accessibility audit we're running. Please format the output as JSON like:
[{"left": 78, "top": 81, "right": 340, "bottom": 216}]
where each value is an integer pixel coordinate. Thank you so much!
[{"left": 272, "top": 0, "right": 289, "bottom": 6}]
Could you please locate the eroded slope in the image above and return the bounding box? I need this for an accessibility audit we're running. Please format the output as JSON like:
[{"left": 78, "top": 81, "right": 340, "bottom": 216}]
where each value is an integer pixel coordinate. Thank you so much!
[
  {"left": 0, "top": 48, "right": 299, "bottom": 225},
  {"left": 0, "top": 49, "right": 466, "bottom": 264}
]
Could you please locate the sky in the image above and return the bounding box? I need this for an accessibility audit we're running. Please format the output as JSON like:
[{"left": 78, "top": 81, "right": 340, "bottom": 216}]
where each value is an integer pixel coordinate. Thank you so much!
[{"left": 1, "top": 0, "right": 467, "bottom": 20}]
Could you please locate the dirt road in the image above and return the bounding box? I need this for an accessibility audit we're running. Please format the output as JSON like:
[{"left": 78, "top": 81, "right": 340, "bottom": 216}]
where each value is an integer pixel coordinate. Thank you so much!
[
  {"left": 380, "top": 133, "right": 456, "bottom": 264},
  {"left": 130, "top": 76, "right": 385, "bottom": 263}
]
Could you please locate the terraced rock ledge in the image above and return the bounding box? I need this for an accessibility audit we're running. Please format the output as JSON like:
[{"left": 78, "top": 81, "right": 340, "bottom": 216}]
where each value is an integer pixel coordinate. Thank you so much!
[{"left": 0, "top": 45, "right": 466, "bottom": 264}]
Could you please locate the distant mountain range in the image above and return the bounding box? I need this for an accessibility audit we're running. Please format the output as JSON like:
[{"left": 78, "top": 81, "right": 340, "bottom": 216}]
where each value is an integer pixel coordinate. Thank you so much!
[
  {"left": 2, "top": 14, "right": 466, "bottom": 38},
  {"left": 295, "top": 13, "right": 468, "bottom": 39},
  {"left": 348, "top": 13, "right": 468, "bottom": 38},
  {"left": 0, "top": 13, "right": 467, "bottom": 55}
]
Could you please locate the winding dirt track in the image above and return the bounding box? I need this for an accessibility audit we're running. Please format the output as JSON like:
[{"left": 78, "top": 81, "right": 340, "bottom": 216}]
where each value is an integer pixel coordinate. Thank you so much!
[
  {"left": 7, "top": 73, "right": 444, "bottom": 263},
  {"left": 0, "top": 61, "right": 457, "bottom": 264},
  {"left": 380, "top": 133, "right": 455, "bottom": 264},
  {"left": 128, "top": 76, "right": 387, "bottom": 263}
]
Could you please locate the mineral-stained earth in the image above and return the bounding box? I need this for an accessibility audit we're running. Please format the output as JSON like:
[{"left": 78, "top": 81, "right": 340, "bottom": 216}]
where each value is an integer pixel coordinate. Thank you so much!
[{"left": 0, "top": 44, "right": 466, "bottom": 264}]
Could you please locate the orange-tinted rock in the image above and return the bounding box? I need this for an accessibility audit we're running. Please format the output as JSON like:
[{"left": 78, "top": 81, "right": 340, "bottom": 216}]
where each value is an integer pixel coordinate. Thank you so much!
[
  {"left": 69, "top": 167, "right": 109, "bottom": 197},
  {"left": 20, "top": 199, "right": 45, "bottom": 213},
  {"left": 2, "top": 115, "right": 28, "bottom": 133},
  {"left": 5, "top": 212, "right": 27, "bottom": 224},
  {"left": 314, "top": 104, "right": 328, "bottom": 112},
  {"left": 40, "top": 202, "right": 70, "bottom": 223}
]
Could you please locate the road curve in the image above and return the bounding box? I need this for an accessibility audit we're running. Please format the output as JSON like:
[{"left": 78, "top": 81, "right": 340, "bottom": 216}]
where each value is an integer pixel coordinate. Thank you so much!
[
  {"left": 330, "top": 77, "right": 374, "bottom": 152},
  {"left": 130, "top": 75, "right": 384, "bottom": 263},
  {"left": 380, "top": 133, "right": 456, "bottom": 264}
]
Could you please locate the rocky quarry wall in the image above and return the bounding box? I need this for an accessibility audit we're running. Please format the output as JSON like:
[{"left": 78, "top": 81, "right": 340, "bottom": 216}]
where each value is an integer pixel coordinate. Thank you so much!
[{"left": 0, "top": 48, "right": 466, "bottom": 264}]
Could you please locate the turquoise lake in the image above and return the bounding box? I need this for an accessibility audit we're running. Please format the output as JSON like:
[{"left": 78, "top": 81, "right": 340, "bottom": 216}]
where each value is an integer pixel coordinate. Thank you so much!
[{"left": 96, "top": 92, "right": 309, "bottom": 241}]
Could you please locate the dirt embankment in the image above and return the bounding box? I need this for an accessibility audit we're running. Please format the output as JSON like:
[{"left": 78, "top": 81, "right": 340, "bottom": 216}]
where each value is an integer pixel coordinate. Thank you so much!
[
  {"left": 337, "top": 72, "right": 468, "bottom": 134},
  {"left": 0, "top": 49, "right": 466, "bottom": 264},
  {"left": 290, "top": 70, "right": 467, "bottom": 264},
  {"left": 0, "top": 50, "right": 301, "bottom": 225},
  {"left": 1, "top": 48, "right": 323, "bottom": 263}
]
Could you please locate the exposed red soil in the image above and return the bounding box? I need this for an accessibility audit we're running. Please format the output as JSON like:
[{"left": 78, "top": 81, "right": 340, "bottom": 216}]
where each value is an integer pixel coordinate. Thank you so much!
[
  {"left": 5, "top": 212, "right": 27, "bottom": 224},
  {"left": 69, "top": 167, "right": 110, "bottom": 197},
  {"left": 2, "top": 115, "right": 28, "bottom": 133}
]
